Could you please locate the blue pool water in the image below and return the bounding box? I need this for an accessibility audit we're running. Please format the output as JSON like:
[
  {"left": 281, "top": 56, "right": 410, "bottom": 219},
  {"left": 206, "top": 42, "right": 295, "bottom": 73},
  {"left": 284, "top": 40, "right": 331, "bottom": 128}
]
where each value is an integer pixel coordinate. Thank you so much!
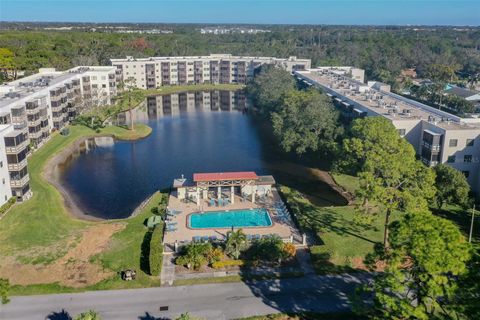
[{"left": 189, "top": 208, "right": 272, "bottom": 229}]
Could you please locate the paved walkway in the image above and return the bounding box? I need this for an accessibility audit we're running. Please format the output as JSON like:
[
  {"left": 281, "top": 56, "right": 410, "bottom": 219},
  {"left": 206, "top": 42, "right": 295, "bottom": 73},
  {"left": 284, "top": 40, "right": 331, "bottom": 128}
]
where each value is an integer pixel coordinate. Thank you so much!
[
  {"left": 160, "top": 252, "right": 176, "bottom": 286},
  {"left": 295, "top": 248, "right": 316, "bottom": 276},
  {"left": 0, "top": 273, "right": 372, "bottom": 320}
]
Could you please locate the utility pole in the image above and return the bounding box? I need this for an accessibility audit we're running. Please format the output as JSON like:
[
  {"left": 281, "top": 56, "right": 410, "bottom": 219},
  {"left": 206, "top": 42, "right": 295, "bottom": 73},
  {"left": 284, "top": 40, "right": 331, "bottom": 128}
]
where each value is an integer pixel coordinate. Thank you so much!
[{"left": 469, "top": 204, "right": 475, "bottom": 243}]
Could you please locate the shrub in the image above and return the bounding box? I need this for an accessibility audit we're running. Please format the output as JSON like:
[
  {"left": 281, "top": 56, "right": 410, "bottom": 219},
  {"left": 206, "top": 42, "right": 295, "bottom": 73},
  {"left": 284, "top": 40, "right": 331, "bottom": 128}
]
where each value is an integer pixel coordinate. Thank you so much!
[
  {"left": 175, "top": 242, "right": 212, "bottom": 270},
  {"left": 149, "top": 225, "right": 163, "bottom": 276},
  {"left": 248, "top": 235, "right": 285, "bottom": 263},
  {"left": 205, "top": 247, "right": 223, "bottom": 265},
  {"left": 211, "top": 260, "right": 245, "bottom": 269},
  {"left": 0, "top": 197, "right": 16, "bottom": 216},
  {"left": 282, "top": 242, "right": 296, "bottom": 258}
]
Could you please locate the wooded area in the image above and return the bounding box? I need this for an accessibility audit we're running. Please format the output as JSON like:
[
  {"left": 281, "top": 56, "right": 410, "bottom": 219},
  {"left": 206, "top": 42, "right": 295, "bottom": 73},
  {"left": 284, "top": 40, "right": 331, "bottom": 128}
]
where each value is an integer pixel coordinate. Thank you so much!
[{"left": 0, "top": 26, "right": 479, "bottom": 85}]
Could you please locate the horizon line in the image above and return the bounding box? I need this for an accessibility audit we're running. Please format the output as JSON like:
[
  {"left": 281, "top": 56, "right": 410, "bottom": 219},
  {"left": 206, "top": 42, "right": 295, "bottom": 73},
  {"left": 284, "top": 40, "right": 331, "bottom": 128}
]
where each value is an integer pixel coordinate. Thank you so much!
[{"left": 1, "top": 21, "right": 480, "bottom": 28}]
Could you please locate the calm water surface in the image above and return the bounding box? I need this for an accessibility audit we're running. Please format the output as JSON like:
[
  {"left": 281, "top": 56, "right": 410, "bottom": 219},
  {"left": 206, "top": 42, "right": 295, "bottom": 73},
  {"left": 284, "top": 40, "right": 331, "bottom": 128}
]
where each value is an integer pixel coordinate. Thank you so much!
[{"left": 60, "top": 90, "right": 271, "bottom": 218}]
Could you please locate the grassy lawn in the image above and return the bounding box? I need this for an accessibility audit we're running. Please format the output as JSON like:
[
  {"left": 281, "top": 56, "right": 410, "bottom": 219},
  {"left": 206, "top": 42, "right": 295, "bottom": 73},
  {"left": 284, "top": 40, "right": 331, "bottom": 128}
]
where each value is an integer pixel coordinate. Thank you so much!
[
  {"left": 432, "top": 204, "right": 480, "bottom": 243},
  {"left": 280, "top": 185, "right": 397, "bottom": 274},
  {"left": 102, "top": 123, "right": 152, "bottom": 140},
  {"left": 173, "top": 272, "right": 304, "bottom": 286},
  {"left": 331, "top": 173, "right": 359, "bottom": 196},
  {"left": 0, "top": 123, "right": 166, "bottom": 295},
  {"left": 145, "top": 83, "right": 245, "bottom": 96},
  {"left": 0, "top": 124, "right": 152, "bottom": 257},
  {"left": 88, "top": 191, "right": 167, "bottom": 290}
]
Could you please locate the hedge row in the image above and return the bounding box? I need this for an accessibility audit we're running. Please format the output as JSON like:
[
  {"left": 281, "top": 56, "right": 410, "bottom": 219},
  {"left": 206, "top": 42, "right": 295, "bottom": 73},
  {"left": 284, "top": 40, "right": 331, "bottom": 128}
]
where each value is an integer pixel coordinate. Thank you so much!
[{"left": 149, "top": 225, "right": 163, "bottom": 276}]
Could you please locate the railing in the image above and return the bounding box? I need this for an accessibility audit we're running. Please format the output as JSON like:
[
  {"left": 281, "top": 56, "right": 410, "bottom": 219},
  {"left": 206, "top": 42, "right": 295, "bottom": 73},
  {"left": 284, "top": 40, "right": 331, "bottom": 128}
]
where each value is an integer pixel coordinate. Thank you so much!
[
  {"left": 28, "top": 119, "right": 41, "bottom": 127},
  {"left": 29, "top": 131, "right": 42, "bottom": 139},
  {"left": 8, "top": 159, "right": 27, "bottom": 171},
  {"left": 10, "top": 175, "right": 30, "bottom": 188},
  {"left": 5, "top": 140, "right": 29, "bottom": 154}
]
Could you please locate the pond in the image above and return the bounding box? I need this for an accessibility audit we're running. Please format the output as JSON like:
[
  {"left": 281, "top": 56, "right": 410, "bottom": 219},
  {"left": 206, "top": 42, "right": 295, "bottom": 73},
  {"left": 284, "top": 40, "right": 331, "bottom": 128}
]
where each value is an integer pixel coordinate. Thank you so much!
[{"left": 58, "top": 90, "right": 347, "bottom": 219}]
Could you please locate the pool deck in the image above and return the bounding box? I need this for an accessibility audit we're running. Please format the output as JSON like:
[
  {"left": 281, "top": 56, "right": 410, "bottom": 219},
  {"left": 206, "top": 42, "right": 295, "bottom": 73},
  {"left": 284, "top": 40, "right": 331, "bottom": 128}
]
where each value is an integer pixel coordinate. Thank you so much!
[{"left": 163, "top": 188, "right": 300, "bottom": 246}]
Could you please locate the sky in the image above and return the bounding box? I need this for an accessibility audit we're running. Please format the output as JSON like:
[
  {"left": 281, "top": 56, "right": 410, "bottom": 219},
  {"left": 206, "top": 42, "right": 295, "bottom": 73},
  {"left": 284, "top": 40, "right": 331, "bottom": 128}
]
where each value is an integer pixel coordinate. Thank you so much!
[{"left": 0, "top": 0, "right": 479, "bottom": 26}]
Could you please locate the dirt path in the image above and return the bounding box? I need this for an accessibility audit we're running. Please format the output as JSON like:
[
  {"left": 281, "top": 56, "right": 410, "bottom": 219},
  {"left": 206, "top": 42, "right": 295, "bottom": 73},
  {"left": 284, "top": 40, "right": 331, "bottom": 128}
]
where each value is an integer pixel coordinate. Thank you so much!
[{"left": 0, "top": 223, "right": 125, "bottom": 287}]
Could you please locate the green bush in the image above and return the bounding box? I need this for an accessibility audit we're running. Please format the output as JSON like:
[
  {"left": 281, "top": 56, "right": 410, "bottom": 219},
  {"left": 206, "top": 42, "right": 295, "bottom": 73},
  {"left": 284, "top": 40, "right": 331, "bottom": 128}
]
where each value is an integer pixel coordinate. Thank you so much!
[
  {"left": 247, "top": 235, "right": 288, "bottom": 263},
  {"left": 149, "top": 225, "right": 163, "bottom": 276},
  {"left": 175, "top": 242, "right": 212, "bottom": 270},
  {"left": 211, "top": 259, "right": 244, "bottom": 269},
  {"left": 0, "top": 197, "right": 16, "bottom": 216}
]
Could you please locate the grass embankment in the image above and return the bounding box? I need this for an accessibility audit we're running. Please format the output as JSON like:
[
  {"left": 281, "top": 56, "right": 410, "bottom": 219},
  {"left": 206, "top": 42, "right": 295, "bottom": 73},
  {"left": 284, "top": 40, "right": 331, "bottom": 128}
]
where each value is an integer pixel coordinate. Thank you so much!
[
  {"left": 102, "top": 123, "right": 152, "bottom": 140},
  {"left": 145, "top": 83, "right": 245, "bottom": 96},
  {"left": 0, "top": 124, "right": 160, "bottom": 295},
  {"left": 331, "top": 173, "right": 360, "bottom": 196},
  {"left": 10, "top": 191, "right": 167, "bottom": 295},
  {"left": 88, "top": 191, "right": 167, "bottom": 291},
  {"left": 280, "top": 184, "right": 399, "bottom": 274}
]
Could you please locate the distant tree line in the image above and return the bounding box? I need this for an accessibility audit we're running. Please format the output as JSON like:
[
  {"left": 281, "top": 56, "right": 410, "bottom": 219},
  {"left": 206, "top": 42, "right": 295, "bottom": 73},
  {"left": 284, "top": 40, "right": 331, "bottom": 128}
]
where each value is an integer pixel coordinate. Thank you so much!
[{"left": 0, "top": 26, "right": 479, "bottom": 85}]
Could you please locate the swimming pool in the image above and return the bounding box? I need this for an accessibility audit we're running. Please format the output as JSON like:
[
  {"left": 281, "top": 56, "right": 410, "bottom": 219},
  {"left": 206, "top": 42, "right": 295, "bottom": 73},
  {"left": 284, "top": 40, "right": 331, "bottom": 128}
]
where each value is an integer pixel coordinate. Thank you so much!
[{"left": 189, "top": 208, "right": 272, "bottom": 229}]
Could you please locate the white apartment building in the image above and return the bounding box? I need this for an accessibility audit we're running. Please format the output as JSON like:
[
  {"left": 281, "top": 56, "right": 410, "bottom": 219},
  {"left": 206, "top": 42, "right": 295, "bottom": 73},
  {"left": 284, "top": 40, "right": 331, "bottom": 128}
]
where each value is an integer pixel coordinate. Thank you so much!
[
  {"left": 295, "top": 67, "right": 480, "bottom": 192},
  {"left": 0, "top": 124, "right": 14, "bottom": 204},
  {"left": 0, "top": 66, "right": 118, "bottom": 206},
  {"left": 110, "top": 54, "right": 311, "bottom": 89}
]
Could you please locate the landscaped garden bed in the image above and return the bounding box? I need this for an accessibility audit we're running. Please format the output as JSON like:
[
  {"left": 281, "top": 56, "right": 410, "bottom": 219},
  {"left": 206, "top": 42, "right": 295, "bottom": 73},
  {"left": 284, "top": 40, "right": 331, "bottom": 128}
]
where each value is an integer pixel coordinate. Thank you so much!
[{"left": 173, "top": 230, "right": 302, "bottom": 280}]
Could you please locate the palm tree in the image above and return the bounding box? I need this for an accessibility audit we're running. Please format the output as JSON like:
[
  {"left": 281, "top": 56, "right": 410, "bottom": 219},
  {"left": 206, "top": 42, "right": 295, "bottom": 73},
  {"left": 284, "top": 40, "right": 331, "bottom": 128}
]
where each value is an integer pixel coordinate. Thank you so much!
[
  {"left": 117, "top": 77, "right": 144, "bottom": 131},
  {"left": 225, "top": 229, "right": 247, "bottom": 259},
  {"left": 176, "top": 243, "right": 211, "bottom": 270},
  {"left": 75, "top": 310, "right": 101, "bottom": 320}
]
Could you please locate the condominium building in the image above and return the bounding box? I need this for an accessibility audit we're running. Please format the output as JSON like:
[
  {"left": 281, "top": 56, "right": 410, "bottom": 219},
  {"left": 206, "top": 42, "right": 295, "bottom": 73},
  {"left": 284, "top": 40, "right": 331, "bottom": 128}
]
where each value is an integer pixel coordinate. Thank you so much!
[
  {"left": 110, "top": 54, "right": 311, "bottom": 89},
  {"left": 295, "top": 67, "right": 480, "bottom": 192},
  {"left": 0, "top": 66, "right": 118, "bottom": 206}
]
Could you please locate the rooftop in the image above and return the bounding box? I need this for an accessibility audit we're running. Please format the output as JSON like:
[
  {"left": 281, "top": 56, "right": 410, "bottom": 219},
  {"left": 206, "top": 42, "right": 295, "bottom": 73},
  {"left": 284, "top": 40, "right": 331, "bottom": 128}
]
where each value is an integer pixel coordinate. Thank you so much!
[
  {"left": 445, "top": 86, "right": 480, "bottom": 99},
  {"left": 193, "top": 171, "right": 259, "bottom": 182},
  {"left": 0, "top": 66, "right": 116, "bottom": 110},
  {"left": 296, "top": 68, "right": 480, "bottom": 131},
  {"left": 111, "top": 54, "right": 309, "bottom": 63}
]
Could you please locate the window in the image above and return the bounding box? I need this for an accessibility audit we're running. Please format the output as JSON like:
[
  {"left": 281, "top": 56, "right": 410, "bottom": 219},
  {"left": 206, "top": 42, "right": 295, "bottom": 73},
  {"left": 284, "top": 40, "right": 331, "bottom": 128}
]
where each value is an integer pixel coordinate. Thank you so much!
[
  {"left": 2, "top": 179, "right": 4, "bottom": 185},
  {"left": 466, "top": 139, "right": 474, "bottom": 147},
  {"left": 0, "top": 161, "right": 2, "bottom": 168},
  {"left": 4, "top": 195, "right": 6, "bottom": 201},
  {"left": 447, "top": 155, "right": 456, "bottom": 163},
  {"left": 464, "top": 155, "right": 473, "bottom": 163},
  {"left": 102, "top": 84, "right": 107, "bottom": 88},
  {"left": 449, "top": 139, "right": 458, "bottom": 147},
  {"left": 463, "top": 171, "right": 470, "bottom": 178},
  {"left": 397, "top": 129, "right": 406, "bottom": 136}
]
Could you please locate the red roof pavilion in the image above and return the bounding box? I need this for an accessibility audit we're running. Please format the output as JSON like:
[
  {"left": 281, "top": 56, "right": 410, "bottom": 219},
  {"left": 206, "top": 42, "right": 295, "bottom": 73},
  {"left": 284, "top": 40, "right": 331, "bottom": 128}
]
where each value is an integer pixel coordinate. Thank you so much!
[{"left": 193, "top": 171, "right": 258, "bottom": 182}]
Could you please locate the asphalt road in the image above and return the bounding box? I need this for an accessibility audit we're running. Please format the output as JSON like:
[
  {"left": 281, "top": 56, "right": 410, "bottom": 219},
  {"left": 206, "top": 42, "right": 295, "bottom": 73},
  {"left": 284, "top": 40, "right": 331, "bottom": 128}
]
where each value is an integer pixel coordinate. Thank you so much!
[{"left": 0, "top": 274, "right": 371, "bottom": 320}]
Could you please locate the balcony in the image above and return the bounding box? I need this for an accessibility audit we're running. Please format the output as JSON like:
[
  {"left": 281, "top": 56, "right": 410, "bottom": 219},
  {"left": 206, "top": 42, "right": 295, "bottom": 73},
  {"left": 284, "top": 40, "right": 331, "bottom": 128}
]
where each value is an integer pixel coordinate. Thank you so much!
[
  {"left": 10, "top": 175, "right": 30, "bottom": 188},
  {"left": 29, "top": 131, "right": 42, "bottom": 139},
  {"left": 5, "top": 140, "right": 29, "bottom": 154},
  {"left": 12, "top": 116, "right": 26, "bottom": 123},
  {"left": 26, "top": 108, "right": 40, "bottom": 115},
  {"left": 8, "top": 158, "right": 27, "bottom": 171},
  {"left": 28, "top": 118, "right": 41, "bottom": 127}
]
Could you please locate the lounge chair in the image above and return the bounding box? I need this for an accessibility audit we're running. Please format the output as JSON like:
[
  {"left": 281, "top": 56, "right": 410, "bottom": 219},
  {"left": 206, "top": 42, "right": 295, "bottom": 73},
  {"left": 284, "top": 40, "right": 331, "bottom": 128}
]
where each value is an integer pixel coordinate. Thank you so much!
[
  {"left": 209, "top": 235, "right": 218, "bottom": 242},
  {"left": 246, "top": 234, "right": 253, "bottom": 241},
  {"left": 253, "top": 234, "right": 261, "bottom": 240},
  {"left": 192, "top": 236, "right": 201, "bottom": 242},
  {"left": 201, "top": 236, "right": 209, "bottom": 242},
  {"left": 166, "top": 225, "right": 177, "bottom": 232},
  {"left": 209, "top": 199, "right": 215, "bottom": 207}
]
